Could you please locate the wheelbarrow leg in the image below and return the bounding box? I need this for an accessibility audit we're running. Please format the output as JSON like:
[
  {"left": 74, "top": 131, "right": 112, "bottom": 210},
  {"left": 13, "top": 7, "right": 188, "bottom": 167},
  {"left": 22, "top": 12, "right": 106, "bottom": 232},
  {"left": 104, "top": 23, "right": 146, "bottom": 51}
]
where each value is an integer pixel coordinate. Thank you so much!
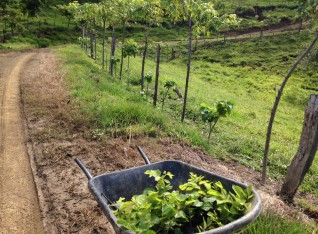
[
  {"left": 137, "top": 146, "right": 151, "bottom": 165},
  {"left": 75, "top": 158, "right": 93, "bottom": 180}
]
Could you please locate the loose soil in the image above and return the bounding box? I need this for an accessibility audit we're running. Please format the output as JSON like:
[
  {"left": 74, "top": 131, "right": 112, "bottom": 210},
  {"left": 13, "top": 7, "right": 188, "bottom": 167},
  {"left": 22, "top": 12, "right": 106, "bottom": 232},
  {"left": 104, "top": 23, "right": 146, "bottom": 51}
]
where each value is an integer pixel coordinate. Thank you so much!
[{"left": 0, "top": 49, "right": 316, "bottom": 233}]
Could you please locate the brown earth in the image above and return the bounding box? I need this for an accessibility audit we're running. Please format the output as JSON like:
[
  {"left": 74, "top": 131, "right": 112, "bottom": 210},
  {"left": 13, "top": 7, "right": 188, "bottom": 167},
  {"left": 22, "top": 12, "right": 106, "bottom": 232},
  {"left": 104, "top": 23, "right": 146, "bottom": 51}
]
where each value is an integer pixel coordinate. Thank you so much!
[
  {"left": 0, "top": 52, "right": 43, "bottom": 233},
  {"left": 0, "top": 49, "right": 316, "bottom": 233}
]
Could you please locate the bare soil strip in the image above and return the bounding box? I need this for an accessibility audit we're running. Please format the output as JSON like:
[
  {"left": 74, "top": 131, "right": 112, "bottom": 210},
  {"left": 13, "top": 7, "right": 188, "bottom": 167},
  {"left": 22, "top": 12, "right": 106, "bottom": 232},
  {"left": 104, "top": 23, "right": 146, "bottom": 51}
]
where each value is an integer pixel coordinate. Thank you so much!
[{"left": 0, "top": 52, "right": 44, "bottom": 233}]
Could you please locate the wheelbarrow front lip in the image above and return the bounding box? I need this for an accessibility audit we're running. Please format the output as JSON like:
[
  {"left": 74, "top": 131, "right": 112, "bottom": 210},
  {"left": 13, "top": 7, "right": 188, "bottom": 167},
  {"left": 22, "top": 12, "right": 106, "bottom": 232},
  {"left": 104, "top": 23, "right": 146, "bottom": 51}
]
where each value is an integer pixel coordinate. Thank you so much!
[{"left": 87, "top": 160, "right": 262, "bottom": 234}]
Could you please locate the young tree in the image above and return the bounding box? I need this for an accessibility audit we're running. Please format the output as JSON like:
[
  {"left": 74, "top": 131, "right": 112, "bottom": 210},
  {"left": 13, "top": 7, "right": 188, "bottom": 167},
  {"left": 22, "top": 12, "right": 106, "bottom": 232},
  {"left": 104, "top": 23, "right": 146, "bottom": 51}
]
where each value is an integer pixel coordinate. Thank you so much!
[
  {"left": 80, "top": 3, "right": 98, "bottom": 59},
  {"left": 144, "top": 71, "right": 153, "bottom": 99},
  {"left": 200, "top": 101, "right": 233, "bottom": 140},
  {"left": 96, "top": 0, "right": 112, "bottom": 70},
  {"left": 135, "top": 0, "right": 163, "bottom": 91},
  {"left": 117, "top": 0, "right": 139, "bottom": 80},
  {"left": 122, "top": 39, "right": 138, "bottom": 86},
  {"left": 153, "top": 44, "right": 161, "bottom": 107},
  {"left": 162, "top": 81, "right": 176, "bottom": 111},
  {"left": 58, "top": 1, "right": 79, "bottom": 29},
  {"left": 166, "top": 0, "right": 238, "bottom": 122},
  {"left": 261, "top": 0, "right": 318, "bottom": 184}
]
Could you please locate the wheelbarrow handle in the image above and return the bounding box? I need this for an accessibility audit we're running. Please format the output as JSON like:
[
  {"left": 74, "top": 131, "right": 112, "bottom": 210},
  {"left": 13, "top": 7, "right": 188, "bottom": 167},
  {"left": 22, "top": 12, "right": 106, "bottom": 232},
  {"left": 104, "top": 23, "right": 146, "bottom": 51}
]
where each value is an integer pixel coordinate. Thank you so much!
[
  {"left": 75, "top": 158, "right": 93, "bottom": 180},
  {"left": 137, "top": 146, "right": 151, "bottom": 165}
]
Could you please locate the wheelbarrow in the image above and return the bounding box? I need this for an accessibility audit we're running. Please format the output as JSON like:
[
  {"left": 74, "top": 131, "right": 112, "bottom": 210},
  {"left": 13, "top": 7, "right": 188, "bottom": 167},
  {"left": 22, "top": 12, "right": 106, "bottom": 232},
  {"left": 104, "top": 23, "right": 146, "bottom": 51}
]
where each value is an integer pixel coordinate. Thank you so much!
[{"left": 75, "top": 146, "right": 262, "bottom": 234}]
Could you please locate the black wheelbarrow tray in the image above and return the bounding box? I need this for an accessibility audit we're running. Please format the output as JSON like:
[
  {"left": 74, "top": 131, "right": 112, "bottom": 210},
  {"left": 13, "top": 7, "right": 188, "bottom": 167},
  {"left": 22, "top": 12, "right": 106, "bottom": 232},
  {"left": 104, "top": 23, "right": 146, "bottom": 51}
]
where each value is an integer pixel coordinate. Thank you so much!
[{"left": 75, "top": 147, "right": 262, "bottom": 234}]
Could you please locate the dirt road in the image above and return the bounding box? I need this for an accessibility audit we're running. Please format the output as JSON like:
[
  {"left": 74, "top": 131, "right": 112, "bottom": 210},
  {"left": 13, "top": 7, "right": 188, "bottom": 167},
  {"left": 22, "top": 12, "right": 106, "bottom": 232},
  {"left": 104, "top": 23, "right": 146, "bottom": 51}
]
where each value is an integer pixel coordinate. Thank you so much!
[{"left": 0, "top": 52, "right": 43, "bottom": 233}]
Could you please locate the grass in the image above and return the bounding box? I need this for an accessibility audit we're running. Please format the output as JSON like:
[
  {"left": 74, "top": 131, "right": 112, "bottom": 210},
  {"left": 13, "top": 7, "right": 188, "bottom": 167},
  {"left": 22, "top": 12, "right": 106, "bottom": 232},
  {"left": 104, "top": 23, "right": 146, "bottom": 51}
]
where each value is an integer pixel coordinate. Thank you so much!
[
  {"left": 236, "top": 211, "right": 317, "bottom": 234},
  {"left": 56, "top": 45, "right": 177, "bottom": 139}
]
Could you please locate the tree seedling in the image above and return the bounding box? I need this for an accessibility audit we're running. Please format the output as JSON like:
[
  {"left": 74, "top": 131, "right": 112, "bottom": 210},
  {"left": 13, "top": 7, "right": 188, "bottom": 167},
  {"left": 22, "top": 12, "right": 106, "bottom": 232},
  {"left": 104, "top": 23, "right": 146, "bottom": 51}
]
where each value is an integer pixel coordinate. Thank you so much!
[
  {"left": 200, "top": 100, "right": 234, "bottom": 140},
  {"left": 122, "top": 39, "right": 138, "bottom": 86},
  {"left": 162, "top": 81, "right": 176, "bottom": 111}
]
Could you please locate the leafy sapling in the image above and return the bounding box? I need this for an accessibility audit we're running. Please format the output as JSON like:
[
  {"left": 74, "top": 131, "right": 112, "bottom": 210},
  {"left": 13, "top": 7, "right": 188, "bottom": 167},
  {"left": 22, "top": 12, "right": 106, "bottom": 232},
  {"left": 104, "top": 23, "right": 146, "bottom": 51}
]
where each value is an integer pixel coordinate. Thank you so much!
[
  {"left": 122, "top": 39, "right": 138, "bottom": 86},
  {"left": 145, "top": 71, "right": 153, "bottom": 99},
  {"left": 162, "top": 81, "right": 176, "bottom": 111},
  {"left": 200, "top": 100, "right": 234, "bottom": 140}
]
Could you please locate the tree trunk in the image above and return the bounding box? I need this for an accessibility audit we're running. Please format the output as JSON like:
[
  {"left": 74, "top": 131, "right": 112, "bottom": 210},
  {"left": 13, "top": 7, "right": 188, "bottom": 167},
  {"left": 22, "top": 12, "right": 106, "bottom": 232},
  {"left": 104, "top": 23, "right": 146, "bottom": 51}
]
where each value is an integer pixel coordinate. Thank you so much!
[
  {"left": 119, "top": 23, "right": 126, "bottom": 80},
  {"left": 280, "top": 94, "right": 318, "bottom": 202},
  {"left": 109, "top": 26, "right": 116, "bottom": 76},
  {"left": 94, "top": 32, "right": 97, "bottom": 61},
  {"left": 102, "top": 20, "right": 106, "bottom": 70},
  {"left": 94, "top": 20, "right": 97, "bottom": 61},
  {"left": 141, "top": 27, "right": 149, "bottom": 91},
  {"left": 81, "top": 25, "right": 85, "bottom": 49},
  {"left": 181, "top": 15, "right": 193, "bottom": 122},
  {"left": 171, "top": 48, "right": 176, "bottom": 60},
  {"left": 127, "top": 56, "right": 130, "bottom": 87},
  {"left": 298, "top": 20, "right": 303, "bottom": 33},
  {"left": 261, "top": 33, "right": 318, "bottom": 184},
  {"left": 90, "top": 30, "right": 94, "bottom": 59},
  {"left": 85, "top": 27, "right": 88, "bottom": 55},
  {"left": 153, "top": 44, "right": 161, "bottom": 107}
]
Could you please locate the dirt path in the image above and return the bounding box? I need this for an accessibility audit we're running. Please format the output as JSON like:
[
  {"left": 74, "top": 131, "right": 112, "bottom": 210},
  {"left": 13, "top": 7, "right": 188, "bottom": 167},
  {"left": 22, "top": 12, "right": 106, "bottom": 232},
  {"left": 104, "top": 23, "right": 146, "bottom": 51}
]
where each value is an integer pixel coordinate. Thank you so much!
[{"left": 0, "top": 52, "right": 44, "bottom": 233}]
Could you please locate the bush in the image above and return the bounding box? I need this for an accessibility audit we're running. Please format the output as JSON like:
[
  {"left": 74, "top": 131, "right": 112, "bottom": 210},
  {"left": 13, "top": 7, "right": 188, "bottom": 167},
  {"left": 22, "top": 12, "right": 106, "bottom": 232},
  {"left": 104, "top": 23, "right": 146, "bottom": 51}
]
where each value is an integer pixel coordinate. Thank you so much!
[
  {"left": 37, "top": 38, "right": 52, "bottom": 48},
  {"left": 235, "top": 6, "right": 256, "bottom": 17}
]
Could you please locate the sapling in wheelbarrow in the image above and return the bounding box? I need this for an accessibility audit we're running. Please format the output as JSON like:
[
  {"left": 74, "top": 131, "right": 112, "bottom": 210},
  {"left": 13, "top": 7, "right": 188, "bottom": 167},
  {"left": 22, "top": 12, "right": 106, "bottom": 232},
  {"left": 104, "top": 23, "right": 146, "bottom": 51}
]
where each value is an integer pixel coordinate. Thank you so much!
[
  {"left": 75, "top": 146, "right": 261, "bottom": 234},
  {"left": 113, "top": 170, "right": 254, "bottom": 234}
]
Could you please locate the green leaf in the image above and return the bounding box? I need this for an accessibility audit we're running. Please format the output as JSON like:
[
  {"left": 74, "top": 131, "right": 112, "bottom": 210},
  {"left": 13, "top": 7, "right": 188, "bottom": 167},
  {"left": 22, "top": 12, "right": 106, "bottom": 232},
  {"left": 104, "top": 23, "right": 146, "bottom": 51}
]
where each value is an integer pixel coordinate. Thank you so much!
[
  {"left": 193, "top": 200, "right": 204, "bottom": 207},
  {"left": 175, "top": 210, "right": 188, "bottom": 221},
  {"left": 232, "top": 185, "right": 246, "bottom": 199},
  {"left": 162, "top": 204, "right": 176, "bottom": 217},
  {"left": 145, "top": 169, "right": 161, "bottom": 181},
  {"left": 201, "top": 202, "right": 213, "bottom": 211}
]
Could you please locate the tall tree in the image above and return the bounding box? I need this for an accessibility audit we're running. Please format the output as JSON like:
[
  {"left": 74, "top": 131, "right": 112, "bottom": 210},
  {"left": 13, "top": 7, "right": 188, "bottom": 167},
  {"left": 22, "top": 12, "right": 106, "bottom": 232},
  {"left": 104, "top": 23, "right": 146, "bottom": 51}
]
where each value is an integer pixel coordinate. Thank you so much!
[
  {"left": 135, "top": 0, "right": 163, "bottom": 91},
  {"left": 96, "top": 1, "right": 112, "bottom": 70},
  {"left": 58, "top": 1, "right": 79, "bottom": 29},
  {"left": 78, "top": 3, "right": 98, "bottom": 58},
  {"left": 117, "top": 0, "right": 138, "bottom": 80},
  {"left": 167, "top": 0, "right": 238, "bottom": 122}
]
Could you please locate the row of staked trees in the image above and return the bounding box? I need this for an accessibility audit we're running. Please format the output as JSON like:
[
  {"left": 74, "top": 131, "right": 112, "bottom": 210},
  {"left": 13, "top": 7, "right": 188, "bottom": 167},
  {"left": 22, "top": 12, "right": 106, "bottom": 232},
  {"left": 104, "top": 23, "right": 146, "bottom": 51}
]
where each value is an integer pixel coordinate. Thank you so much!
[
  {"left": 61, "top": 0, "right": 239, "bottom": 122},
  {"left": 66, "top": 0, "right": 318, "bottom": 203}
]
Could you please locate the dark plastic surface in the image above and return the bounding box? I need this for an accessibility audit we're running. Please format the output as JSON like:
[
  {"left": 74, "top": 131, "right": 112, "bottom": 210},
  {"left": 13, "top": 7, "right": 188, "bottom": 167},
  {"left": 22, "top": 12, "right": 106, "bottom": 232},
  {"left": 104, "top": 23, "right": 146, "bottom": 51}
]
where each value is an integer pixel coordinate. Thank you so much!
[{"left": 85, "top": 160, "right": 262, "bottom": 234}]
